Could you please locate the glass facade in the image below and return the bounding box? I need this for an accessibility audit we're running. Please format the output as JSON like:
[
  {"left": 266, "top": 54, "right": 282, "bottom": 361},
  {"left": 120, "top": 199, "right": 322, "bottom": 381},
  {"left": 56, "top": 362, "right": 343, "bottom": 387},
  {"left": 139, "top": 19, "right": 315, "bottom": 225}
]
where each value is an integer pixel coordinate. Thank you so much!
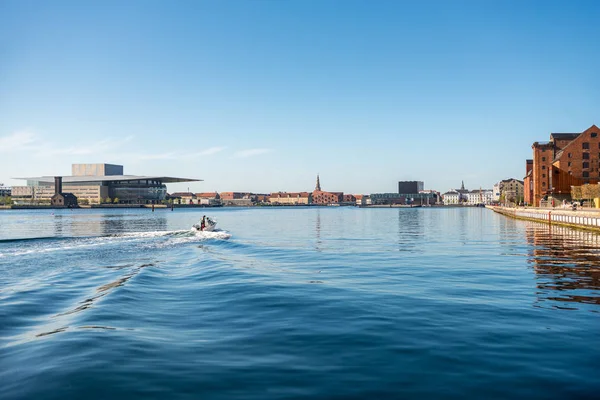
[
  {"left": 370, "top": 192, "right": 438, "bottom": 205},
  {"left": 111, "top": 184, "right": 167, "bottom": 204}
]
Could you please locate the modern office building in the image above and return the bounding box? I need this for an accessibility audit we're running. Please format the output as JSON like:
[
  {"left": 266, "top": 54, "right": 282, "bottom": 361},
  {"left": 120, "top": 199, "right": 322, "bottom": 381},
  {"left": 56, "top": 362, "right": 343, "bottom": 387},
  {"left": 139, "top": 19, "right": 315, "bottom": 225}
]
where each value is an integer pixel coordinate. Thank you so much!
[
  {"left": 0, "top": 186, "right": 11, "bottom": 197},
  {"left": 12, "top": 163, "right": 200, "bottom": 204},
  {"left": 398, "top": 181, "right": 424, "bottom": 194}
]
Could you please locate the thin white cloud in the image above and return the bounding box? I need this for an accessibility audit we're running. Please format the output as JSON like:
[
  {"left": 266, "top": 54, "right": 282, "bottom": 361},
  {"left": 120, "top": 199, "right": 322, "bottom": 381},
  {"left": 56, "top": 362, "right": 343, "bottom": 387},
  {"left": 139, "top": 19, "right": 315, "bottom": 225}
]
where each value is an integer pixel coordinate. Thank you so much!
[
  {"left": 123, "top": 146, "right": 226, "bottom": 162},
  {"left": 233, "top": 148, "right": 272, "bottom": 158},
  {"left": 40, "top": 136, "right": 135, "bottom": 157},
  {"left": 196, "top": 146, "right": 226, "bottom": 156},
  {"left": 0, "top": 130, "right": 136, "bottom": 158},
  {"left": 131, "top": 152, "right": 178, "bottom": 161},
  {"left": 0, "top": 129, "right": 227, "bottom": 165},
  {"left": 0, "top": 131, "right": 37, "bottom": 152}
]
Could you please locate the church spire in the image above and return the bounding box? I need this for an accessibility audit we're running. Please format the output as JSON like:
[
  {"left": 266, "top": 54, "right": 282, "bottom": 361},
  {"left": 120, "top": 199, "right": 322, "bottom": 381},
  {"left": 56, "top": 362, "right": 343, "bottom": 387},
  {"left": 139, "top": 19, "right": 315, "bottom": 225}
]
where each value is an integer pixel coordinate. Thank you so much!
[
  {"left": 315, "top": 174, "right": 321, "bottom": 191},
  {"left": 461, "top": 180, "right": 465, "bottom": 191}
]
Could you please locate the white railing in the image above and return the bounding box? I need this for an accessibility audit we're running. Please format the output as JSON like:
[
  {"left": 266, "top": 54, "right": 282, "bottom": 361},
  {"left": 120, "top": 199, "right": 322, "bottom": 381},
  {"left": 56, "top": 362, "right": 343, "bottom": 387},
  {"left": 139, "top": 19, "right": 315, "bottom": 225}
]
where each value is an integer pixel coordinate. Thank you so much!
[{"left": 493, "top": 207, "right": 600, "bottom": 228}]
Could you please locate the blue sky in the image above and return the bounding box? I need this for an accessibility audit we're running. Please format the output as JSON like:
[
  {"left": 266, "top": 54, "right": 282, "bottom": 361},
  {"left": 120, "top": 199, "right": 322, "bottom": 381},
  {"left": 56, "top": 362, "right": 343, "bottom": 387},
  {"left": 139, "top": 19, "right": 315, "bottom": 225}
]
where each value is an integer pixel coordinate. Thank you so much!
[{"left": 1, "top": 0, "right": 599, "bottom": 194}]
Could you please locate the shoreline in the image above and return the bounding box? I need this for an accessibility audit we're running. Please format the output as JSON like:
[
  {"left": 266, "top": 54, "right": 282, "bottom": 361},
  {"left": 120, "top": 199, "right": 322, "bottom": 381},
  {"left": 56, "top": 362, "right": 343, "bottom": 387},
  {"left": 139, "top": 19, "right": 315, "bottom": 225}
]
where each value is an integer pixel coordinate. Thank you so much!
[
  {"left": 488, "top": 205, "right": 600, "bottom": 232},
  {"left": 2, "top": 204, "right": 493, "bottom": 210}
]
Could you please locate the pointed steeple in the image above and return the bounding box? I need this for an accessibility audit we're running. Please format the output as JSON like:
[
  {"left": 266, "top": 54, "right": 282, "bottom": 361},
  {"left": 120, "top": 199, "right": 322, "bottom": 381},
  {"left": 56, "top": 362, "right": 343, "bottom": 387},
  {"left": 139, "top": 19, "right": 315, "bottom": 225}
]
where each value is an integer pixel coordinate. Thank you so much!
[
  {"left": 315, "top": 174, "right": 321, "bottom": 191},
  {"left": 461, "top": 180, "right": 465, "bottom": 191}
]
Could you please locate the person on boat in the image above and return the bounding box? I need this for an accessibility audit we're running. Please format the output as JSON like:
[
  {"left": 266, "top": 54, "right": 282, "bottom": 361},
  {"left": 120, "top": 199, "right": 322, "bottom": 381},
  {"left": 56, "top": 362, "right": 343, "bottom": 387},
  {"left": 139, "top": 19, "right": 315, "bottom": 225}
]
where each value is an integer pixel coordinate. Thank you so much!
[{"left": 200, "top": 215, "right": 206, "bottom": 231}]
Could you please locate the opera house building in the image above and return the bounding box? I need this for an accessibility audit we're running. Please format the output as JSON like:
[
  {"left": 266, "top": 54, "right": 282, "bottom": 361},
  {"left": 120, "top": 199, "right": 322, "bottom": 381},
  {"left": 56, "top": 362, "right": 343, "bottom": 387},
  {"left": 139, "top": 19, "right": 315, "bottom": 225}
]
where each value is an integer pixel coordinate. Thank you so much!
[{"left": 12, "top": 163, "right": 200, "bottom": 205}]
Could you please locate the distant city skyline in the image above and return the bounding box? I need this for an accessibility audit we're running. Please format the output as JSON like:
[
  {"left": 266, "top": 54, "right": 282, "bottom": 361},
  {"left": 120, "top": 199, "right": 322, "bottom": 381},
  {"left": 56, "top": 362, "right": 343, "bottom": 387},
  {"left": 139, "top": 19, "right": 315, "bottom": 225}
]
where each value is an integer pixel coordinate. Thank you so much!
[{"left": 1, "top": 0, "right": 599, "bottom": 194}]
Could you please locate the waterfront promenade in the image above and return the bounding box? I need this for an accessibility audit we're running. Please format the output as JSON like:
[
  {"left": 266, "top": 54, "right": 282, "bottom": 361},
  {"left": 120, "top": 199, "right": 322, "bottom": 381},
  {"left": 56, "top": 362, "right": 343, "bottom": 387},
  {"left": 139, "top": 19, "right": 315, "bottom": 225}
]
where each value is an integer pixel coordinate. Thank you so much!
[{"left": 489, "top": 205, "right": 600, "bottom": 232}]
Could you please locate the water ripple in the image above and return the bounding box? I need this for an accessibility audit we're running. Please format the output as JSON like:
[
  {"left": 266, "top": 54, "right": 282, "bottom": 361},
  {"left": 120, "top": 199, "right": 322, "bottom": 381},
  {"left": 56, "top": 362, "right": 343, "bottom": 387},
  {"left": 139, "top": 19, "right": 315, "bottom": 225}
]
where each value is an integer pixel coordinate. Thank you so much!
[{"left": 0, "top": 208, "right": 599, "bottom": 399}]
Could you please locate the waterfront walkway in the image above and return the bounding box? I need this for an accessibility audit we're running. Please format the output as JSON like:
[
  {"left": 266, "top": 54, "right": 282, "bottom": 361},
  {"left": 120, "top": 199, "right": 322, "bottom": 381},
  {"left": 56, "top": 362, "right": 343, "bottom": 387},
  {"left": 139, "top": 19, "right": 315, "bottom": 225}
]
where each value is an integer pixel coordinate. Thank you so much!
[{"left": 488, "top": 205, "right": 600, "bottom": 232}]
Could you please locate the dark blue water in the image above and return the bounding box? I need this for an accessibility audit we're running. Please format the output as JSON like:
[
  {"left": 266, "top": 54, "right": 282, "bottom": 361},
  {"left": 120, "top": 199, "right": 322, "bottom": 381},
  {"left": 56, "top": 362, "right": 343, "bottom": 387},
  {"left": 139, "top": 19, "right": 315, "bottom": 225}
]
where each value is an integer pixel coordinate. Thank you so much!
[{"left": 1, "top": 207, "right": 599, "bottom": 399}]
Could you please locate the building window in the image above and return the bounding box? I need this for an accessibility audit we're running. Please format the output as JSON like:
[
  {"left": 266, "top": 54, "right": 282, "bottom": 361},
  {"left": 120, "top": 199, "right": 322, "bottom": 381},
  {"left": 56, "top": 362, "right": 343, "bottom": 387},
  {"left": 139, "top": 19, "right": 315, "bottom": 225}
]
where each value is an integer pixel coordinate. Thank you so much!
[
  {"left": 568, "top": 162, "right": 571, "bottom": 167},
  {"left": 542, "top": 165, "right": 546, "bottom": 170},
  {"left": 542, "top": 174, "right": 546, "bottom": 178},
  {"left": 583, "top": 153, "right": 590, "bottom": 159},
  {"left": 583, "top": 171, "right": 589, "bottom": 178},
  {"left": 542, "top": 157, "right": 546, "bottom": 161},
  {"left": 568, "top": 153, "right": 572, "bottom": 158},
  {"left": 542, "top": 182, "right": 546, "bottom": 187},
  {"left": 583, "top": 162, "right": 589, "bottom": 169},
  {"left": 583, "top": 142, "right": 590, "bottom": 149},
  {"left": 592, "top": 132, "right": 598, "bottom": 138}
]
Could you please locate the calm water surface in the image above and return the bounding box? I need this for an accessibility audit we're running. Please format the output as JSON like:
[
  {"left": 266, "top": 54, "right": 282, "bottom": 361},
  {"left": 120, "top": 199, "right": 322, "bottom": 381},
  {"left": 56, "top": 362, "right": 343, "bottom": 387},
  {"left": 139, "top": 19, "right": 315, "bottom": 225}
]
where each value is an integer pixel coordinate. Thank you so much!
[{"left": 1, "top": 207, "right": 599, "bottom": 399}]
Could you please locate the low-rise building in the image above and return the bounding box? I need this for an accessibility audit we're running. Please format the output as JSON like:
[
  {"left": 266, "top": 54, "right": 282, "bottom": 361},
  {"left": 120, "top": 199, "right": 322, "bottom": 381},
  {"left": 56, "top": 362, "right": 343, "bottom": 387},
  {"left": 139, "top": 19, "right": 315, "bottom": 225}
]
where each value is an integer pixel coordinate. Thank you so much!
[
  {"left": 220, "top": 192, "right": 245, "bottom": 201},
  {"left": 442, "top": 190, "right": 460, "bottom": 204},
  {"left": 170, "top": 192, "right": 197, "bottom": 205},
  {"left": 220, "top": 192, "right": 256, "bottom": 206},
  {"left": 312, "top": 175, "right": 343, "bottom": 205},
  {"left": 466, "top": 189, "right": 494, "bottom": 205},
  {"left": 498, "top": 178, "right": 524, "bottom": 204},
  {"left": 313, "top": 190, "right": 343, "bottom": 204},
  {"left": 269, "top": 192, "right": 312, "bottom": 205},
  {"left": 342, "top": 194, "right": 356, "bottom": 203},
  {"left": 196, "top": 192, "right": 221, "bottom": 206},
  {"left": 354, "top": 194, "right": 368, "bottom": 206},
  {"left": 442, "top": 181, "right": 470, "bottom": 204},
  {"left": 255, "top": 194, "right": 269, "bottom": 203},
  {"left": 370, "top": 193, "right": 406, "bottom": 205}
]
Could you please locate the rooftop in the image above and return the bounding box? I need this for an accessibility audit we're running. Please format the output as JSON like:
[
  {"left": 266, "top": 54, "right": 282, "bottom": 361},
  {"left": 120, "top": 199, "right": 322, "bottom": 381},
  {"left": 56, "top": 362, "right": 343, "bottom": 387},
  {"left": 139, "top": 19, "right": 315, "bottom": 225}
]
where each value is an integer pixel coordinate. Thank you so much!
[
  {"left": 550, "top": 133, "right": 580, "bottom": 140},
  {"left": 15, "top": 175, "right": 201, "bottom": 184}
]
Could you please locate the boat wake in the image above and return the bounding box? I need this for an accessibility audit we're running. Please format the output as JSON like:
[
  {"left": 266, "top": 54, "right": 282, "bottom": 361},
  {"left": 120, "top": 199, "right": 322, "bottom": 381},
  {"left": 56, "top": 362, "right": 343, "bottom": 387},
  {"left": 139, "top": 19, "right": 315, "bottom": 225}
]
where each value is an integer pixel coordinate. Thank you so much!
[{"left": 0, "top": 229, "right": 232, "bottom": 258}]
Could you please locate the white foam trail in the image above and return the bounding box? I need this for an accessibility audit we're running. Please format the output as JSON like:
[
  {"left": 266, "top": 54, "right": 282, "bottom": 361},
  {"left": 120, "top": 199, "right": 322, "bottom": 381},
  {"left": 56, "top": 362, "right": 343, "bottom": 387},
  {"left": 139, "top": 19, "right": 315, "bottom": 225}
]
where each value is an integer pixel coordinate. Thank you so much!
[
  {"left": 117, "top": 230, "right": 190, "bottom": 239},
  {"left": 1, "top": 229, "right": 231, "bottom": 257},
  {"left": 193, "top": 230, "right": 232, "bottom": 240}
]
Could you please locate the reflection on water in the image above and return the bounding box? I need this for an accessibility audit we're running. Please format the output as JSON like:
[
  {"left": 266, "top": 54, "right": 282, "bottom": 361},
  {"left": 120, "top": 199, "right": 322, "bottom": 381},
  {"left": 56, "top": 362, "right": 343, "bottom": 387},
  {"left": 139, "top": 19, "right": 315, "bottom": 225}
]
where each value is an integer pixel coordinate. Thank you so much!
[
  {"left": 315, "top": 209, "right": 322, "bottom": 252},
  {"left": 526, "top": 222, "right": 600, "bottom": 308},
  {"left": 34, "top": 262, "right": 155, "bottom": 339},
  {"left": 37, "top": 211, "right": 169, "bottom": 238},
  {"left": 397, "top": 209, "right": 423, "bottom": 251}
]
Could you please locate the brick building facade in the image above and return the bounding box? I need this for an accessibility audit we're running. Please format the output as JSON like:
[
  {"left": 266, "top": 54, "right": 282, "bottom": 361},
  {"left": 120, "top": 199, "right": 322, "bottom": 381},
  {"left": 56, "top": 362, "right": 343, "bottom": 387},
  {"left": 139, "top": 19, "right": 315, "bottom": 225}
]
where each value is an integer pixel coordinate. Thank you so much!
[
  {"left": 311, "top": 175, "right": 343, "bottom": 205},
  {"left": 529, "top": 125, "right": 600, "bottom": 206},
  {"left": 524, "top": 160, "right": 533, "bottom": 205}
]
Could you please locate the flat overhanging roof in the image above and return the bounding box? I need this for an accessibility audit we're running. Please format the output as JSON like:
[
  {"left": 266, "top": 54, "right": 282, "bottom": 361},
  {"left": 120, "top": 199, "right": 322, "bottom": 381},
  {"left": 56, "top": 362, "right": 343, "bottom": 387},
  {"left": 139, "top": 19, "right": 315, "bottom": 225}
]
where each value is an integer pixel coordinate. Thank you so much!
[{"left": 14, "top": 175, "right": 202, "bottom": 184}]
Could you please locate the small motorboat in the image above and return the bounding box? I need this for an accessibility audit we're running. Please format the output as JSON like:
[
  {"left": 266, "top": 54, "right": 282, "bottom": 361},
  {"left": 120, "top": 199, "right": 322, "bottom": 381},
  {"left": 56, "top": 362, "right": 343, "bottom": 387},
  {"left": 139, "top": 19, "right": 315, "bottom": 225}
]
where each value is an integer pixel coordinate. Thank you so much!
[{"left": 193, "top": 217, "right": 217, "bottom": 232}]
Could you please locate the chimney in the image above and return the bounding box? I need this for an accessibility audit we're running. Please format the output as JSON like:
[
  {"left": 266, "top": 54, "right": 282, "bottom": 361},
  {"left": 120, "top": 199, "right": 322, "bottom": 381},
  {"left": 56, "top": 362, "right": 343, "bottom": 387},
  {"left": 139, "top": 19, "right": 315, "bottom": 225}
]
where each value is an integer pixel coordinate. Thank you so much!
[{"left": 54, "top": 176, "right": 62, "bottom": 195}]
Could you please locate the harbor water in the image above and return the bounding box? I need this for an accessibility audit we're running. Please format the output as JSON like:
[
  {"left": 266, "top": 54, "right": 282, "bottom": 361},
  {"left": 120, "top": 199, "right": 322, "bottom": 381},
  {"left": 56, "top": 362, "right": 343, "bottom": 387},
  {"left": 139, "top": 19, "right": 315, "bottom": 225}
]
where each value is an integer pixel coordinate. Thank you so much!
[{"left": 1, "top": 207, "right": 598, "bottom": 399}]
